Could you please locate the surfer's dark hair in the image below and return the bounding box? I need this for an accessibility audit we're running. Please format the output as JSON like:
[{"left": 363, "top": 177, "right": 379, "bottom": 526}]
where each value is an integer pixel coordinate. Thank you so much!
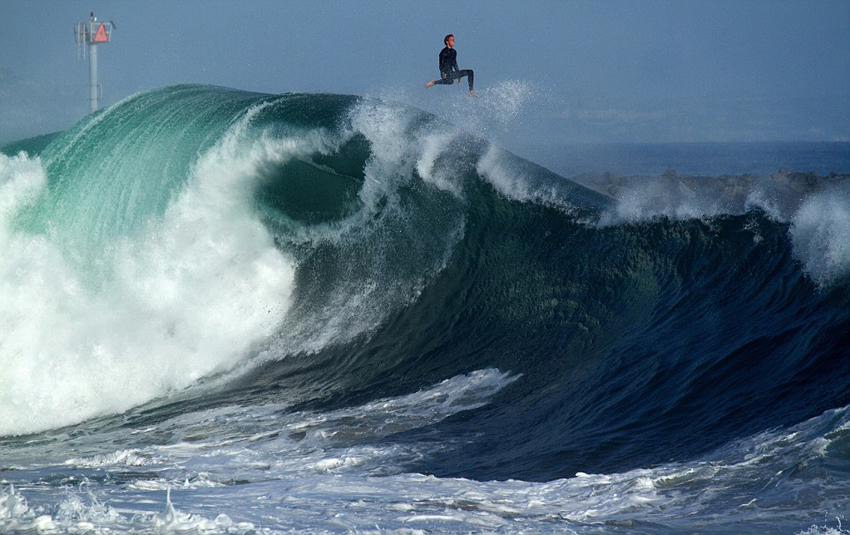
[{"left": 444, "top": 34, "right": 454, "bottom": 45}]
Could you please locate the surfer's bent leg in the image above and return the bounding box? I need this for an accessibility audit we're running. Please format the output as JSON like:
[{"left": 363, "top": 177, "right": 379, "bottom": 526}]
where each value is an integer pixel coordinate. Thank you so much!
[
  {"left": 457, "top": 69, "right": 474, "bottom": 91},
  {"left": 433, "top": 71, "right": 473, "bottom": 91}
]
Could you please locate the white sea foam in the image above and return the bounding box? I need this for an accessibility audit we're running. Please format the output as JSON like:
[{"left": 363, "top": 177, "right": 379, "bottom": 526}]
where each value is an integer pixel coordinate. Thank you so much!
[
  {"left": 0, "top": 369, "right": 521, "bottom": 533},
  {"left": 596, "top": 176, "right": 731, "bottom": 224},
  {"left": 470, "top": 80, "right": 538, "bottom": 126},
  {"left": 0, "top": 108, "right": 345, "bottom": 436},
  {"left": 373, "top": 78, "right": 536, "bottom": 141},
  {"left": 476, "top": 145, "right": 575, "bottom": 211},
  {"left": 0, "top": 484, "right": 274, "bottom": 535},
  {"left": 588, "top": 172, "right": 835, "bottom": 226},
  {"left": 2, "top": 390, "right": 849, "bottom": 533},
  {"left": 0, "top": 485, "right": 31, "bottom": 523},
  {"left": 0, "top": 152, "right": 45, "bottom": 219},
  {"left": 64, "top": 448, "right": 162, "bottom": 468},
  {"left": 790, "top": 184, "right": 850, "bottom": 285},
  {"left": 0, "top": 99, "right": 476, "bottom": 436},
  {"left": 415, "top": 131, "right": 462, "bottom": 194},
  {"left": 251, "top": 100, "right": 470, "bottom": 363},
  {"left": 589, "top": 173, "right": 850, "bottom": 285}
]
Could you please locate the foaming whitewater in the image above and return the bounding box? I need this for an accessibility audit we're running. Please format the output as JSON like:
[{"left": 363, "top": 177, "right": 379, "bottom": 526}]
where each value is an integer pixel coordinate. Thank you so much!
[
  {"left": 1, "top": 85, "right": 850, "bottom": 534},
  {"left": 790, "top": 183, "right": 850, "bottom": 285},
  {"left": 588, "top": 172, "right": 850, "bottom": 285},
  {"left": 0, "top": 101, "right": 301, "bottom": 435}
]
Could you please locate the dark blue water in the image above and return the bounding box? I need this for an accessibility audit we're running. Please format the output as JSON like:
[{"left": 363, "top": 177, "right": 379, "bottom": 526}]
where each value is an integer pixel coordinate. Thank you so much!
[{"left": 512, "top": 141, "right": 850, "bottom": 177}]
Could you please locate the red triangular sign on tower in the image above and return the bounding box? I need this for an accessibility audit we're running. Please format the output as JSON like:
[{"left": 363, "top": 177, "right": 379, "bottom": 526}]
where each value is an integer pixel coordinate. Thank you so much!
[{"left": 93, "top": 23, "right": 109, "bottom": 43}]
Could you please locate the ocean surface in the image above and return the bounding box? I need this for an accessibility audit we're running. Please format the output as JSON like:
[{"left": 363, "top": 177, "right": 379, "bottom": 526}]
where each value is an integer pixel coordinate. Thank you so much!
[
  {"left": 512, "top": 141, "right": 850, "bottom": 178},
  {"left": 1, "top": 85, "right": 849, "bottom": 534}
]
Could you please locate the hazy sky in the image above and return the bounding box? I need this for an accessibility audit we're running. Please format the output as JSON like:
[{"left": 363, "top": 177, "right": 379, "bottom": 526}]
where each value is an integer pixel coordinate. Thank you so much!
[{"left": 1, "top": 0, "right": 849, "bottom": 144}]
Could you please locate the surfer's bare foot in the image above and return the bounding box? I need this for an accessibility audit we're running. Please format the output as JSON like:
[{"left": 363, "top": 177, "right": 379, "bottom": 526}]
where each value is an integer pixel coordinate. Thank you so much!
[
  {"left": 468, "top": 90, "right": 477, "bottom": 97},
  {"left": 425, "top": 81, "right": 435, "bottom": 88}
]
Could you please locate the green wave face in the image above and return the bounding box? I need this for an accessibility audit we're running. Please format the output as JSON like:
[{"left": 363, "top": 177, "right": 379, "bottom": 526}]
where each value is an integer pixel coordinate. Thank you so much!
[
  {"left": 15, "top": 86, "right": 269, "bottom": 259},
  {"left": 9, "top": 84, "right": 605, "bottom": 259}
]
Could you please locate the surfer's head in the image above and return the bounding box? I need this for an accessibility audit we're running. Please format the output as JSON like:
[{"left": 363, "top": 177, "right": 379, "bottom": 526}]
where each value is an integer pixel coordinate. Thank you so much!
[{"left": 444, "top": 34, "right": 455, "bottom": 48}]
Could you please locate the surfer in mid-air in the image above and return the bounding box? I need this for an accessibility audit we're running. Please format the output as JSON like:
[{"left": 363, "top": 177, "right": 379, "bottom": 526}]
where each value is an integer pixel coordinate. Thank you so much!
[{"left": 425, "top": 34, "right": 476, "bottom": 96}]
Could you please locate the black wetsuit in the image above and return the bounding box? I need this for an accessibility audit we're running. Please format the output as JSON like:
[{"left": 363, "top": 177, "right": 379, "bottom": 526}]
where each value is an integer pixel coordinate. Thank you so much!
[{"left": 433, "top": 46, "right": 474, "bottom": 91}]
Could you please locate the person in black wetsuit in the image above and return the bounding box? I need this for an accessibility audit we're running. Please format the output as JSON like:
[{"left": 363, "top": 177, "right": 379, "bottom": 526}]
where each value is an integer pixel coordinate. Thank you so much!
[{"left": 426, "top": 34, "right": 476, "bottom": 95}]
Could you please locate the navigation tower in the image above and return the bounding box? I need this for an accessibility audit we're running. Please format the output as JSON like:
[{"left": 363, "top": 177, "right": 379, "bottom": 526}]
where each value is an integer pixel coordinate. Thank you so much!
[{"left": 74, "top": 12, "right": 115, "bottom": 113}]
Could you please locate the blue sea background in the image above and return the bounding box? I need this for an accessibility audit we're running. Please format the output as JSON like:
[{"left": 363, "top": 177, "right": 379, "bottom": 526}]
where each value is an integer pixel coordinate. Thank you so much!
[{"left": 513, "top": 142, "right": 850, "bottom": 178}]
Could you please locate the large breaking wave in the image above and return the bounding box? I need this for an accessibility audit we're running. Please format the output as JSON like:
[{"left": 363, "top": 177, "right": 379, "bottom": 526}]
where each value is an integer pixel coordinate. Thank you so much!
[{"left": 1, "top": 84, "right": 849, "bottom": 533}]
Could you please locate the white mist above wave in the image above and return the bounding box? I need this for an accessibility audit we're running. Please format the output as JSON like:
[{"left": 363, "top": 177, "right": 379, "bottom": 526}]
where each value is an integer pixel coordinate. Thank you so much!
[
  {"left": 477, "top": 145, "right": 584, "bottom": 212},
  {"left": 583, "top": 172, "right": 850, "bottom": 285},
  {"left": 373, "top": 79, "right": 538, "bottom": 140},
  {"left": 790, "top": 184, "right": 850, "bottom": 285}
]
